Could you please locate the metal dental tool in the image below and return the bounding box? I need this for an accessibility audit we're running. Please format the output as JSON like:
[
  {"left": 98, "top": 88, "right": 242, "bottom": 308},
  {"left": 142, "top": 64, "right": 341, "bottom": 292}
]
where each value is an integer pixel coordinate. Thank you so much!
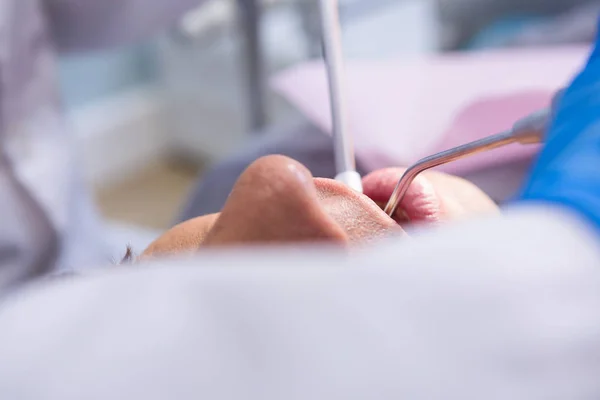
[
  {"left": 384, "top": 108, "right": 551, "bottom": 217},
  {"left": 319, "top": 0, "right": 363, "bottom": 193}
]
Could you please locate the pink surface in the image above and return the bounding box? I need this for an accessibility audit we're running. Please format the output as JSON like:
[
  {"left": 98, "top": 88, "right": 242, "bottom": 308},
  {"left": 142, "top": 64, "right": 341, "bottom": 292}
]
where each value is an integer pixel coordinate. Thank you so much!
[{"left": 270, "top": 46, "right": 590, "bottom": 173}]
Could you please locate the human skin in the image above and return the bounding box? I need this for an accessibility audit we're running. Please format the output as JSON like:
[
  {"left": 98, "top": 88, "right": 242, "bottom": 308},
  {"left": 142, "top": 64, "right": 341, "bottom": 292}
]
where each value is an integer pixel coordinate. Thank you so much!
[{"left": 140, "top": 155, "right": 498, "bottom": 260}]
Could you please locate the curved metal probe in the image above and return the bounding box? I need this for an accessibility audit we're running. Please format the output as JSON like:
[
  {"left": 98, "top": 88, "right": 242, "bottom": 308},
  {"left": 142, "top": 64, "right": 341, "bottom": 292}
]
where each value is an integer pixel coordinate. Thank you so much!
[{"left": 383, "top": 109, "right": 550, "bottom": 217}]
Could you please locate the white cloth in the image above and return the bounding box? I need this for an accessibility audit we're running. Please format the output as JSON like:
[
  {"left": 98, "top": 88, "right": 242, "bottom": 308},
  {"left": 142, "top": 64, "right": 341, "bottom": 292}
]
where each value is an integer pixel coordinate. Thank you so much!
[{"left": 1, "top": 206, "right": 599, "bottom": 399}]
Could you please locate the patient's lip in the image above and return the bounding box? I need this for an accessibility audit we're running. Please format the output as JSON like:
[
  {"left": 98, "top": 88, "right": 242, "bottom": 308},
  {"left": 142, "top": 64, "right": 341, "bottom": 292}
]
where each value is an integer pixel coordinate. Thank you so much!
[{"left": 362, "top": 168, "right": 442, "bottom": 223}]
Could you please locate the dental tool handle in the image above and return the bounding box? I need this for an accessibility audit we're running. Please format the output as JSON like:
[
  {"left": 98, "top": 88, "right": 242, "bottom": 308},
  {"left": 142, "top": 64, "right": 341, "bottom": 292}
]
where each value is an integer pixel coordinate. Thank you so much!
[
  {"left": 384, "top": 131, "right": 517, "bottom": 217},
  {"left": 319, "top": 0, "right": 363, "bottom": 193},
  {"left": 384, "top": 108, "right": 552, "bottom": 217},
  {"left": 512, "top": 109, "right": 550, "bottom": 144}
]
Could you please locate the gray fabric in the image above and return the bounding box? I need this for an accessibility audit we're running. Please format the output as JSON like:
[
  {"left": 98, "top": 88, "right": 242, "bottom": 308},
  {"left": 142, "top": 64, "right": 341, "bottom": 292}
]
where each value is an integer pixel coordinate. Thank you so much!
[
  {"left": 0, "top": 0, "right": 66, "bottom": 290},
  {"left": 0, "top": 0, "right": 203, "bottom": 290},
  {"left": 179, "top": 121, "right": 369, "bottom": 221},
  {"left": 0, "top": 154, "right": 58, "bottom": 293}
]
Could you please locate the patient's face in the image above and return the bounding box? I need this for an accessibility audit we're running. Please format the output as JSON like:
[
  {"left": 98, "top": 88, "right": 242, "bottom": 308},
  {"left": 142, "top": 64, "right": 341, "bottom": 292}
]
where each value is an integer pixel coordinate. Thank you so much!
[{"left": 141, "top": 155, "right": 498, "bottom": 259}]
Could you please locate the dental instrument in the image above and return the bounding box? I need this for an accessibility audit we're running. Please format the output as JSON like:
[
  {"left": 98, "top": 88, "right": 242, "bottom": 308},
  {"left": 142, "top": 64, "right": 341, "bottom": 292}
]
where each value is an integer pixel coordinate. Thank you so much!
[
  {"left": 384, "top": 108, "right": 551, "bottom": 217},
  {"left": 319, "top": 0, "right": 363, "bottom": 193}
]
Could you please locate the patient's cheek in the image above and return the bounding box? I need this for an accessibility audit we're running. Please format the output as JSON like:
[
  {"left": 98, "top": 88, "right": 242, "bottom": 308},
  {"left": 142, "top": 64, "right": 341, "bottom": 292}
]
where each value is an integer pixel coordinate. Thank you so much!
[{"left": 139, "top": 214, "right": 219, "bottom": 260}]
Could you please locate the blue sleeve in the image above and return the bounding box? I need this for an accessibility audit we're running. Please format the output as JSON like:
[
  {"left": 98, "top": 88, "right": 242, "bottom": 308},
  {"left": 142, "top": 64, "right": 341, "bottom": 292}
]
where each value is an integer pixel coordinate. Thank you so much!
[{"left": 519, "top": 15, "right": 600, "bottom": 231}]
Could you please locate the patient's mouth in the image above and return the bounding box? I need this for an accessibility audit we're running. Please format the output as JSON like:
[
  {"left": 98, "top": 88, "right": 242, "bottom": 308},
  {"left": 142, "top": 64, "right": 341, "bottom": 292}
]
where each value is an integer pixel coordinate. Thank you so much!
[{"left": 361, "top": 168, "right": 443, "bottom": 225}]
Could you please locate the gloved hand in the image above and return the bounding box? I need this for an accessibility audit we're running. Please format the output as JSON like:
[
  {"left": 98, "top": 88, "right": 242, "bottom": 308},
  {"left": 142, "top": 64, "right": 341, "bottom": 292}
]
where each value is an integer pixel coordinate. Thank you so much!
[{"left": 519, "top": 18, "right": 600, "bottom": 230}]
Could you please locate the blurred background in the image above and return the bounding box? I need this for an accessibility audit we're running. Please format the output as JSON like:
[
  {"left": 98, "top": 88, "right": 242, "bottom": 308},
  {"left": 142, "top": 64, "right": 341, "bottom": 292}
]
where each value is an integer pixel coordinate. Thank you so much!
[{"left": 59, "top": 0, "right": 598, "bottom": 247}]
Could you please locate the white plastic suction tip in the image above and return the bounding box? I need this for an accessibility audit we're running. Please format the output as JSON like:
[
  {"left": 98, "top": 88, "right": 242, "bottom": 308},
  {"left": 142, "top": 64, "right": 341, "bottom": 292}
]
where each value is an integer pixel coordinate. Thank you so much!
[{"left": 335, "top": 171, "right": 363, "bottom": 193}]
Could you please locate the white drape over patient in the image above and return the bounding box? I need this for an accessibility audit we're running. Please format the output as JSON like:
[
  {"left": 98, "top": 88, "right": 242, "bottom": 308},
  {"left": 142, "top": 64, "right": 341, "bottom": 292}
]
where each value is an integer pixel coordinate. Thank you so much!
[{"left": 1, "top": 206, "right": 599, "bottom": 399}]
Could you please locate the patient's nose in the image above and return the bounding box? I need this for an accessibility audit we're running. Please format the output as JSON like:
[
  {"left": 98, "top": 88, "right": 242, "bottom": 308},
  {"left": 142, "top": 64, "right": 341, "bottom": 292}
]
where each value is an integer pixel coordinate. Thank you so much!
[{"left": 203, "top": 155, "right": 348, "bottom": 246}]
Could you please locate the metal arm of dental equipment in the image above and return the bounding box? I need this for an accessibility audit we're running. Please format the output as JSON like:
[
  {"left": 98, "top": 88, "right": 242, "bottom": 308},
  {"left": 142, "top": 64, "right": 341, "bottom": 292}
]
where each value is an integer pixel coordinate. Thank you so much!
[
  {"left": 383, "top": 108, "right": 551, "bottom": 217},
  {"left": 319, "top": 0, "right": 363, "bottom": 193}
]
